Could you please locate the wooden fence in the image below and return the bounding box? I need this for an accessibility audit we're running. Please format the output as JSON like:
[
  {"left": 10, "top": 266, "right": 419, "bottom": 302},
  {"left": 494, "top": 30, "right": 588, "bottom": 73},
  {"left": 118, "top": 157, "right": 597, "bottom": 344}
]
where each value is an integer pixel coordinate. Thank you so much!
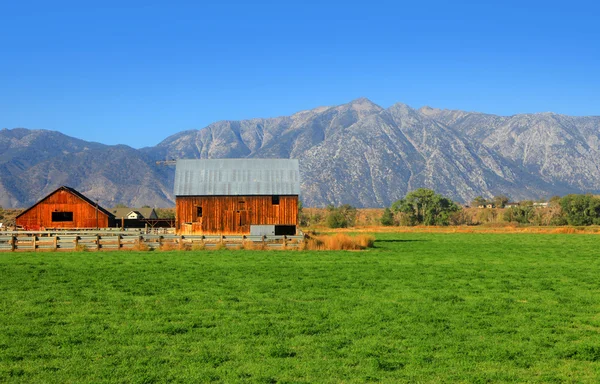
[{"left": 0, "top": 230, "right": 304, "bottom": 252}]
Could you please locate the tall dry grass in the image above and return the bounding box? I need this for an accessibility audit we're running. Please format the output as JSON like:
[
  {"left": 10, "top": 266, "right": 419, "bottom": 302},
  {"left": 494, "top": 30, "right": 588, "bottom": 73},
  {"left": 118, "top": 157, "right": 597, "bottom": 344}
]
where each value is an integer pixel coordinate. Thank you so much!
[
  {"left": 242, "top": 240, "right": 267, "bottom": 250},
  {"left": 304, "top": 233, "right": 375, "bottom": 251},
  {"left": 159, "top": 242, "right": 179, "bottom": 251}
]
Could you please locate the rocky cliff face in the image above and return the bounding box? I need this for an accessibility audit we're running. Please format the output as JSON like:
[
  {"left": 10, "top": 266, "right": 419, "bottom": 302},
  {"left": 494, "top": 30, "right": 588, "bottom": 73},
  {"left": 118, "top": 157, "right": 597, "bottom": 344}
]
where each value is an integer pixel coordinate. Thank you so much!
[{"left": 1, "top": 99, "right": 599, "bottom": 208}]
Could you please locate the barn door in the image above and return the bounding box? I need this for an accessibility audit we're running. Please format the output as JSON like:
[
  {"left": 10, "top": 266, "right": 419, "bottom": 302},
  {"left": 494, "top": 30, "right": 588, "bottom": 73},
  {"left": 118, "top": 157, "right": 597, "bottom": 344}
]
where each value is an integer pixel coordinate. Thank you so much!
[{"left": 237, "top": 211, "right": 249, "bottom": 233}]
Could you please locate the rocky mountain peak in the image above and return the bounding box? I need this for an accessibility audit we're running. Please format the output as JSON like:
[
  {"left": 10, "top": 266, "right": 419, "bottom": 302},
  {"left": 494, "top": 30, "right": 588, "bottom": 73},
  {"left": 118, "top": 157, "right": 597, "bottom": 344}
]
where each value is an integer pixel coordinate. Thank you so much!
[{"left": 2, "top": 100, "right": 600, "bottom": 208}]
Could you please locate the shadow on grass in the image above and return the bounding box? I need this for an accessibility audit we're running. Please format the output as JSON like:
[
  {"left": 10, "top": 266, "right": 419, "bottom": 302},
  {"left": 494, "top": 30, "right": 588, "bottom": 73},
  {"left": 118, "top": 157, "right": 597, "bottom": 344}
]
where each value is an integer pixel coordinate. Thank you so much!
[{"left": 376, "top": 239, "right": 429, "bottom": 243}]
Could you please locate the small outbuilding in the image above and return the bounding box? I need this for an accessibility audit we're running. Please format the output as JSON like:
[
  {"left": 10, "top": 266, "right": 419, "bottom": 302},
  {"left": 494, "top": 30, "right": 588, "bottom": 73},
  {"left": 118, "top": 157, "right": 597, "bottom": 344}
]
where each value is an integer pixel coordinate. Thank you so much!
[
  {"left": 16, "top": 186, "right": 115, "bottom": 230},
  {"left": 111, "top": 207, "right": 158, "bottom": 220},
  {"left": 174, "top": 159, "right": 300, "bottom": 235},
  {"left": 111, "top": 207, "right": 160, "bottom": 229}
]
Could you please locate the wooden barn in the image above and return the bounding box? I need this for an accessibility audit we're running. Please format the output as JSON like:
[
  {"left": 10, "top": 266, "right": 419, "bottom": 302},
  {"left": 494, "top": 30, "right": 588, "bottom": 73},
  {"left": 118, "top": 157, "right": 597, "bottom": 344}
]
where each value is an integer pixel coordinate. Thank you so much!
[
  {"left": 174, "top": 159, "right": 300, "bottom": 235},
  {"left": 16, "top": 186, "right": 115, "bottom": 230}
]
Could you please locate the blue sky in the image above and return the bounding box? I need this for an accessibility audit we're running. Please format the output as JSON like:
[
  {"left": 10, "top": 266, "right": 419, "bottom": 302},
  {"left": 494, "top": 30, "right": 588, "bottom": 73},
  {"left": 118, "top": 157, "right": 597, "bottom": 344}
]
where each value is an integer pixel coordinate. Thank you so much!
[{"left": 1, "top": 0, "right": 599, "bottom": 148}]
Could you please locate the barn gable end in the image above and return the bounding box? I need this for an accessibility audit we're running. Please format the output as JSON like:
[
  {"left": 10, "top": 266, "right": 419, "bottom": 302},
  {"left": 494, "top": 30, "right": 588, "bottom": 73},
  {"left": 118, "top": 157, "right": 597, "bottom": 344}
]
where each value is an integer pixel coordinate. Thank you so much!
[{"left": 16, "top": 186, "right": 115, "bottom": 230}]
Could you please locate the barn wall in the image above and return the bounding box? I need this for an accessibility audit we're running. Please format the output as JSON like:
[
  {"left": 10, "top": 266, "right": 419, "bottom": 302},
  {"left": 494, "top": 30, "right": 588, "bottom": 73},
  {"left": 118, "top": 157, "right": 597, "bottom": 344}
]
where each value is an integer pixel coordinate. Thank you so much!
[
  {"left": 16, "top": 189, "right": 111, "bottom": 230},
  {"left": 176, "top": 195, "right": 298, "bottom": 235}
]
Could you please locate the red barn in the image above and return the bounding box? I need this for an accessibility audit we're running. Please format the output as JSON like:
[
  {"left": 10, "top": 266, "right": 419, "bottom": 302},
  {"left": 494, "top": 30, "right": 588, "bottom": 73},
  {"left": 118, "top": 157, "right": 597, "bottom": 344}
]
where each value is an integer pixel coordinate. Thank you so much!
[
  {"left": 16, "top": 186, "right": 115, "bottom": 230},
  {"left": 174, "top": 159, "right": 300, "bottom": 235}
]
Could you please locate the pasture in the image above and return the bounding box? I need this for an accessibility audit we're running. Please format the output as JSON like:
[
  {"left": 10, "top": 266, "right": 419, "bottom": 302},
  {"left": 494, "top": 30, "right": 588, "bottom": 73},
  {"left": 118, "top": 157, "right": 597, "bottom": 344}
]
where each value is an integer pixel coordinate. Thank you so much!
[{"left": 1, "top": 233, "right": 599, "bottom": 383}]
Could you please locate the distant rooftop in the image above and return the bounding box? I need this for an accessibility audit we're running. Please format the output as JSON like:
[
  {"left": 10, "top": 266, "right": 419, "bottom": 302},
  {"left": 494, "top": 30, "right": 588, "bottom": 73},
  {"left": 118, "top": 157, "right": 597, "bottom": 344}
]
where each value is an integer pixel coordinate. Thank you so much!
[
  {"left": 111, "top": 207, "right": 157, "bottom": 219},
  {"left": 174, "top": 159, "right": 300, "bottom": 196}
]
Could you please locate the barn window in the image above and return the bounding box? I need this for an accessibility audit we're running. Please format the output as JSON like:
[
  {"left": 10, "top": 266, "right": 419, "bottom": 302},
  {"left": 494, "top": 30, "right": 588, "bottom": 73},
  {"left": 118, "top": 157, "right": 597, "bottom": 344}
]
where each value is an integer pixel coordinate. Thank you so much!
[
  {"left": 52, "top": 212, "right": 73, "bottom": 222},
  {"left": 196, "top": 207, "right": 202, "bottom": 218},
  {"left": 272, "top": 195, "right": 280, "bottom": 205}
]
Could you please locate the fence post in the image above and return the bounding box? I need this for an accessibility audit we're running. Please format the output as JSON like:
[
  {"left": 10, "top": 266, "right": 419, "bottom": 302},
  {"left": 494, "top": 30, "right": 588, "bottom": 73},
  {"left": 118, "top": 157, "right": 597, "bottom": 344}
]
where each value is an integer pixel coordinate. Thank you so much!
[
  {"left": 96, "top": 235, "right": 100, "bottom": 250},
  {"left": 10, "top": 235, "right": 15, "bottom": 251},
  {"left": 283, "top": 235, "right": 287, "bottom": 249},
  {"left": 32, "top": 235, "right": 37, "bottom": 252},
  {"left": 53, "top": 236, "right": 58, "bottom": 251},
  {"left": 179, "top": 235, "right": 184, "bottom": 250},
  {"left": 74, "top": 236, "right": 79, "bottom": 250},
  {"left": 117, "top": 235, "right": 121, "bottom": 249}
]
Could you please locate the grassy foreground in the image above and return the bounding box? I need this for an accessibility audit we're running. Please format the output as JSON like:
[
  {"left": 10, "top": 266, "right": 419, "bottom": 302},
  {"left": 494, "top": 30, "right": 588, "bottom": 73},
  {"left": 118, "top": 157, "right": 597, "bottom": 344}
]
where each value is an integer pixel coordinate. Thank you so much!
[{"left": 1, "top": 233, "right": 600, "bottom": 383}]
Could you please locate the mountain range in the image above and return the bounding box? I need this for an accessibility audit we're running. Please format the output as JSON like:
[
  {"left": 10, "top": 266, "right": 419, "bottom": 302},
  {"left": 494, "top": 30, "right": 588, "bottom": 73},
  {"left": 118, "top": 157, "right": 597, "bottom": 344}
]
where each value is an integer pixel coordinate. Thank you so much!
[{"left": 2, "top": 98, "right": 599, "bottom": 208}]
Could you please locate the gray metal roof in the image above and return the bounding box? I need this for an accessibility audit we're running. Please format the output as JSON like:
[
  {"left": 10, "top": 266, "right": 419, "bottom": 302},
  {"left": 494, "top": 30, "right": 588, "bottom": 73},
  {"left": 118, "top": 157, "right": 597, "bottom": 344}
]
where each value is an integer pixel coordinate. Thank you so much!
[{"left": 174, "top": 159, "right": 300, "bottom": 196}]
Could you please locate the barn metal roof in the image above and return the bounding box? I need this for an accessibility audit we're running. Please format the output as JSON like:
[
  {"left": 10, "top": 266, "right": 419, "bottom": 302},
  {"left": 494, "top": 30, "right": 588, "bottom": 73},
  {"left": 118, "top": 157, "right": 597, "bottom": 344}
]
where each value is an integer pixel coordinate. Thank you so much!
[{"left": 174, "top": 159, "right": 300, "bottom": 196}]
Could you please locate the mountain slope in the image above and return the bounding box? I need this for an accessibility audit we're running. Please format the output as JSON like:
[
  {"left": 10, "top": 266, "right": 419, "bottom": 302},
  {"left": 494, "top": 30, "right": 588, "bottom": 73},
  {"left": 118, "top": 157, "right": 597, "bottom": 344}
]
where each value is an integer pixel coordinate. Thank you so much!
[{"left": 1, "top": 99, "right": 599, "bottom": 208}]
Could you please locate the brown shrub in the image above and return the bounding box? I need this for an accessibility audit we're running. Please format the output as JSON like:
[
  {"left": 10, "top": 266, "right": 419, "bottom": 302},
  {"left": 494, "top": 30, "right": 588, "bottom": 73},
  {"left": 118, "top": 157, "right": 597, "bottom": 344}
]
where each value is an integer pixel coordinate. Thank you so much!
[
  {"left": 304, "top": 233, "right": 375, "bottom": 251},
  {"left": 132, "top": 242, "right": 150, "bottom": 252},
  {"left": 190, "top": 242, "right": 206, "bottom": 251},
  {"left": 75, "top": 244, "right": 89, "bottom": 252},
  {"left": 243, "top": 240, "right": 267, "bottom": 250},
  {"left": 355, "top": 235, "right": 375, "bottom": 248},
  {"left": 159, "top": 242, "right": 178, "bottom": 251},
  {"left": 552, "top": 227, "right": 578, "bottom": 234}
]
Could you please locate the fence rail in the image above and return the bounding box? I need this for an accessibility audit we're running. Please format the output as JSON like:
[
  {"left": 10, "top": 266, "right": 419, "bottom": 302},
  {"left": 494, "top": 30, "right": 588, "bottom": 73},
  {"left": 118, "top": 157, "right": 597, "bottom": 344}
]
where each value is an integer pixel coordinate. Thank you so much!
[{"left": 0, "top": 231, "right": 304, "bottom": 252}]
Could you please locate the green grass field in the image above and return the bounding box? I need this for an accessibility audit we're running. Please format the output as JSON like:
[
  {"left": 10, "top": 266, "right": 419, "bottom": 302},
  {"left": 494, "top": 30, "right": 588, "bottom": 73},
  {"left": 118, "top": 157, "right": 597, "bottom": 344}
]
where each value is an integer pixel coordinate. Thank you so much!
[{"left": 1, "top": 233, "right": 600, "bottom": 383}]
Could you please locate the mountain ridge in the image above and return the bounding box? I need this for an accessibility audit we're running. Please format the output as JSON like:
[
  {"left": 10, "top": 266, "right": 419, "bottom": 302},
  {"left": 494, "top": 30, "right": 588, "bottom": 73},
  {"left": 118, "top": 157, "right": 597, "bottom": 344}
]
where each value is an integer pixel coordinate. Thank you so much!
[{"left": 1, "top": 99, "right": 599, "bottom": 208}]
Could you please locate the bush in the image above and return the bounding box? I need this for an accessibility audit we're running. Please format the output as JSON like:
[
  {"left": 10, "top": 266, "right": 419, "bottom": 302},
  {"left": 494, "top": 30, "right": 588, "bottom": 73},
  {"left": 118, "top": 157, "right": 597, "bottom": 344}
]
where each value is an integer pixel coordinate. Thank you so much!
[
  {"left": 325, "top": 204, "right": 357, "bottom": 228},
  {"left": 503, "top": 206, "right": 533, "bottom": 224},
  {"left": 191, "top": 242, "right": 206, "bottom": 251},
  {"left": 448, "top": 210, "right": 473, "bottom": 226},
  {"left": 132, "top": 242, "right": 150, "bottom": 251},
  {"left": 76, "top": 244, "right": 90, "bottom": 252},
  {"left": 326, "top": 210, "right": 347, "bottom": 228},
  {"left": 477, "top": 208, "right": 499, "bottom": 224},
  {"left": 380, "top": 208, "right": 394, "bottom": 226},
  {"left": 160, "top": 242, "right": 179, "bottom": 251}
]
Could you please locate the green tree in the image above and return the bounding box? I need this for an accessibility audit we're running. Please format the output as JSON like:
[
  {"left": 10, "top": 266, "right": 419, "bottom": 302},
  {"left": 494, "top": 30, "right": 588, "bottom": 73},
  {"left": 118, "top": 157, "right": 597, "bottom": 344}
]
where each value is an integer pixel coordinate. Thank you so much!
[
  {"left": 326, "top": 204, "right": 358, "bottom": 228},
  {"left": 391, "top": 188, "right": 460, "bottom": 226},
  {"left": 548, "top": 195, "right": 562, "bottom": 207},
  {"left": 298, "top": 200, "right": 311, "bottom": 227},
  {"left": 493, "top": 195, "right": 510, "bottom": 209},
  {"left": 380, "top": 207, "right": 394, "bottom": 226},
  {"left": 503, "top": 206, "right": 533, "bottom": 224},
  {"left": 471, "top": 196, "right": 488, "bottom": 207},
  {"left": 559, "top": 194, "right": 600, "bottom": 226},
  {"left": 326, "top": 210, "right": 347, "bottom": 228},
  {"left": 326, "top": 204, "right": 346, "bottom": 228},
  {"left": 155, "top": 208, "right": 175, "bottom": 219}
]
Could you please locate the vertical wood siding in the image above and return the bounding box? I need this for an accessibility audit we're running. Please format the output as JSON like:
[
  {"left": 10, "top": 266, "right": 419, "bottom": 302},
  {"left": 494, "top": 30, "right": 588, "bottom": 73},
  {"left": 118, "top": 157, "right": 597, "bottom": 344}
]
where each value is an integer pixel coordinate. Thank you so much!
[
  {"left": 176, "top": 195, "right": 298, "bottom": 234},
  {"left": 16, "top": 189, "right": 111, "bottom": 230}
]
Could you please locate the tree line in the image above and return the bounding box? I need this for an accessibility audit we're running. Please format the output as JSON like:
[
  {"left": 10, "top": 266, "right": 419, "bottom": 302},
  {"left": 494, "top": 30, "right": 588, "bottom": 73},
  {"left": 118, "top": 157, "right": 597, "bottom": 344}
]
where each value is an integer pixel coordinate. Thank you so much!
[{"left": 300, "top": 190, "right": 600, "bottom": 228}]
